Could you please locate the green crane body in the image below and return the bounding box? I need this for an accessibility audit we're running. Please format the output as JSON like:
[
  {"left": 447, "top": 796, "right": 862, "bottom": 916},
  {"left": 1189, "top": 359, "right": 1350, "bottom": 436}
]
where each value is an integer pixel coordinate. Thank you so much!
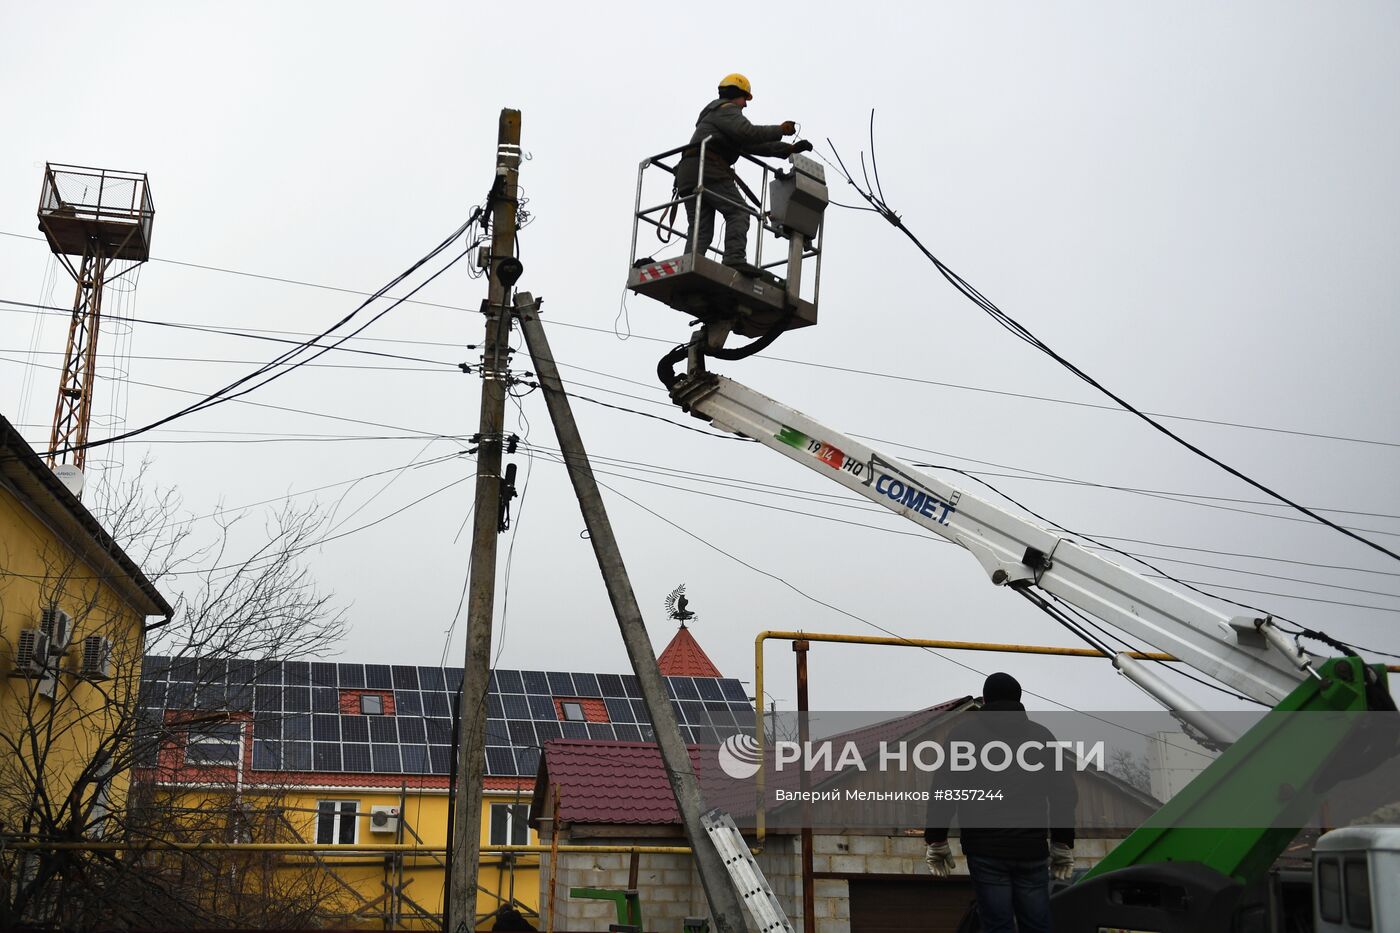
[{"left": 1083, "top": 656, "right": 1393, "bottom": 885}]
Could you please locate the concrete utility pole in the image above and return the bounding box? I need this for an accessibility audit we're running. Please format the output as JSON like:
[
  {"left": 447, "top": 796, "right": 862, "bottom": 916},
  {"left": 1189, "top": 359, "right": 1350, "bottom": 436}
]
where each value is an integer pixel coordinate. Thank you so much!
[
  {"left": 448, "top": 108, "right": 523, "bottom": 933},
  {"left": 514, "top": 293, "right": 748, "bottom": 933}
]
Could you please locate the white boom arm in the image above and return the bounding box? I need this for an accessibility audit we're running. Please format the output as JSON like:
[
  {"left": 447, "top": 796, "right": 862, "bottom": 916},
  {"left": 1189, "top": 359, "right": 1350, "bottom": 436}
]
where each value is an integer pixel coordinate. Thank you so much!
[{"left": 672, "top": 370, "right": 1312, "bottom": 716}]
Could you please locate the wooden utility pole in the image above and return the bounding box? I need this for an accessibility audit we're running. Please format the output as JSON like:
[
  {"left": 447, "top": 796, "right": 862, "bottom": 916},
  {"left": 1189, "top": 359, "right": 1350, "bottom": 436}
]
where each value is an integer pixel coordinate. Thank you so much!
[
  {"left": 514, "top": 293, "right": 748, "bottom": 932},
  {"left": 447, "top": 108, "right": 523, "bottom": 933}
]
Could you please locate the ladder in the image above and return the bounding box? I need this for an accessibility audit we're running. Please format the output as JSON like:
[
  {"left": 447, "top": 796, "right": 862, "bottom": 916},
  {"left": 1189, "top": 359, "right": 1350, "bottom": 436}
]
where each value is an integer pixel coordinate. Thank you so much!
[{"left": 701, "top": 809, "right": 795, "bottom": 933}]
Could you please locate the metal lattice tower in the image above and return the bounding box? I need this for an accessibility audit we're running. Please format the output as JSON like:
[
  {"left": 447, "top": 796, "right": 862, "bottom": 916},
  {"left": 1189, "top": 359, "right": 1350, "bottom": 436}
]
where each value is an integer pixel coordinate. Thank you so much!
[{"left": 36, "top": 163, "right": 154, "bottom": 481}]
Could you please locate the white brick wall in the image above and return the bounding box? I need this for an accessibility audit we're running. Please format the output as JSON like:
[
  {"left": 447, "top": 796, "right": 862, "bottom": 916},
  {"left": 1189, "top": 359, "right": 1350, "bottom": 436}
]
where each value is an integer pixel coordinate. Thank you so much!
[
  {"left": 541, "top": 831, "right": 1129, "bottom": 931},
  {"left": 847, "top": 835, "right": 886, "bottom": 856}
]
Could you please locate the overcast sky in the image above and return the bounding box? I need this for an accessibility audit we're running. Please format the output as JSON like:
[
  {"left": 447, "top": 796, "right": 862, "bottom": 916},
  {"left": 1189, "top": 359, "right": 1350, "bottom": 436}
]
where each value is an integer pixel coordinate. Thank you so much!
[{"left": 2, "top": 2, "right": 1397, "bottom": 722}]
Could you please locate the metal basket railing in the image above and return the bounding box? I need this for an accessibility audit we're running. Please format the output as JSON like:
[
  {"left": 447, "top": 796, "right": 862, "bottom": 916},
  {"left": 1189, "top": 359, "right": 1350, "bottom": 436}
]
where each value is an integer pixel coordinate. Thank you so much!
[
  {"left": 39, "top": 163, "right": 155, "bottom": 256},
  {"left": 630, "top": 139, "right": 823, "bottom": 291}
]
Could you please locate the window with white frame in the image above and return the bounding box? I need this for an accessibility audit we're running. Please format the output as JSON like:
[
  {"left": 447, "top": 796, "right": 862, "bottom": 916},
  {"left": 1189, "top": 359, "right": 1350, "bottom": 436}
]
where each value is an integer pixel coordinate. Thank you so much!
[
  {"left": 489, "top": 803, "right": 530, "bottom": 846},
  {"left": 184, "top": 721, "right": 242, "bottom": 767},
  {"left": 315, "top": 800, "right": 359, "bottom": 845}
]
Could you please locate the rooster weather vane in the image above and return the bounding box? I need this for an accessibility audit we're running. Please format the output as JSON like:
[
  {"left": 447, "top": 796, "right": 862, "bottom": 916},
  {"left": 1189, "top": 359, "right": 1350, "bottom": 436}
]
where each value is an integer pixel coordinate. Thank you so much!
[{"left": 663, "top": 584, "right": 698, "bottom": 626}]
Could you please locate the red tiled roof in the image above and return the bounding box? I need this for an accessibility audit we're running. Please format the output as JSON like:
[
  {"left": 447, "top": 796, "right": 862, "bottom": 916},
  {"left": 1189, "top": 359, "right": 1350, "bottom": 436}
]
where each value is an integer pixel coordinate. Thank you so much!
[
  {"left": 783, "top": 698, "right": 975, "bottom": 794},
  {"left": 554, "top": 697, "right": 609, "bottom": 722},
  {"left": 533, "top": 700, "right": 977, "bottom": 827},
  {"left": 535, "top": 740, "right": 708, "bottom": 825},
  {"left": 339, "top": 688, "right": 396, "bottom": 715},
  {"left": 657, "top": 625, "right": 722, "bottom": 677}
]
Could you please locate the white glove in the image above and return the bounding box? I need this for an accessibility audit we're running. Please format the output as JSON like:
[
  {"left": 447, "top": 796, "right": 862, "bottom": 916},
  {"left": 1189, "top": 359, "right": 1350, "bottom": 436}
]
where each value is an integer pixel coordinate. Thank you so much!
[
  {"left": 1050, "top": 843, "right": 1075, "bottom": 881},
  {"left": 925, "top": 841, "right": 955, "bottom": 877}
]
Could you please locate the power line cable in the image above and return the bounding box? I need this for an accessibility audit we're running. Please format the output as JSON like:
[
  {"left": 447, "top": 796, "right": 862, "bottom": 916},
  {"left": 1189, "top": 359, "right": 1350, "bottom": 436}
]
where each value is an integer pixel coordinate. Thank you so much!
[
  {"left": 866, "top": 434, "right": 1400, "bottom": 521},
  {"left": 492, "top": 397, "right": 536, "bottom": 671},
  {"left": 756, "top": 351, "right": 1400, "bottom": 450},
  {"left": 0, "top": 299, "right": 463, "bottom": 368},
  {"left": 12, "top": 307, "right": 1398, "bottom": 536},
  {"left": 438, "top": 505, "right": 478, "bottom": 669},
  {"left": 13, "top": 288, "right": 1400, "bottom": 537},
  {"left": 6, "top": 329, "right": 1398, "bottom": 534},
  {"left": 0, "top": 229, "right": 476, "bottom": 306},
  {"left": 528, "top": 439, "right": 1400, "bottom": 577},
  {"left": 92, "top": 241, "right": 475, "bottom": 449},
  {"left": 0, "top": 355, "right": 455, "bottom": 441},
  {"left": 1135, "top": 575, "right": 1400, "bottom": 613},
  {"left": 8, "top": 347, "right": 1394, "bottom": 615},
  {"left": 530, "top": 389, "right": 1400, "bottom": 604},
  {"left": 188, "top": 450, "right": 470, "bottom": 521},
  {"left": 526, "top": 447, "right": 937, "bottom": 541},
  {"left": 0, "top": 465, "right": 477, "bottom": 586},
  {"left": 914, "top": 464, "right": 1400, "bottom": 534},
  {"left": 5, "top": 289, "right": 1395, "bottom": 449},
  {"left": 505, "top": 438, "right": 1400, "bottom": 604},
  {"left": 0, "top": 347, "right": 457, "bottom": 373},
  {"left": 189, "top": 472, "right": 477, "bottom": 578},
  {"left": 1270, "top": 624, "right": 1400, "bottom": 661},
  {"left": 13, "top": 320, "right": 1394, "bottom": 533},
  {"left": 916, "top": 460, "right": 1396, "bottom": 653},
  {"left": 822, "top": 118, "right": 1400, "bottom": 563},
  {"left": 10, "top": 433, "right": 463, "bottom": 447},
  {"left": 1039, "top": 591, "right": 1263, "bottom": 705},
  {"left": 524, "top": 445, "right": 1399, "bottom": 615},
  {"left": 577, "top": 442, "right": 1392, "bottom": 703},
  {"left": 586, "top": 471, "right": 1181, "bottom": 715},
  {"left": 7, "top": 328, "right": 1396, "bottom": 634},
  {"left": 1086, "top": 534, "right": 1400, "bottom": 580},
  {"left": 1098, "top": 552, "right": 1400, "bottom": 601},
  {"left": 41, "top": 215, "right": 482, "bottom": 458}
]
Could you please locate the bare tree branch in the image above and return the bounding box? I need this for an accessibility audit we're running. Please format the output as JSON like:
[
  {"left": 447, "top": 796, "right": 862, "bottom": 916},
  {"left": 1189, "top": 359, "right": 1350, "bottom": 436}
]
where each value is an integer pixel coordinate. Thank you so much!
[{"left": 1, "top": 465, "right": 353, "bottom": 929}]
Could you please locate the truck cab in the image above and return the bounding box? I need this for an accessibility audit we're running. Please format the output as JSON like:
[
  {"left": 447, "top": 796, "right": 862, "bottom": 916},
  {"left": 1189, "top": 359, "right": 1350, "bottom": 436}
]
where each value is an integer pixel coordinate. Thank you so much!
[{"left": 1314, "top": 825, "right": 1400, "bottom": 932}]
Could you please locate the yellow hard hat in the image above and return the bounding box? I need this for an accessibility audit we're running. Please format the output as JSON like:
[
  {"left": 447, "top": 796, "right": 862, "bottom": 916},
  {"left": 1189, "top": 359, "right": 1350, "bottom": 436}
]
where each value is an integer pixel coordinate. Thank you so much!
[{"left": 718, "top": 73, "right": 753, "bottom": 99}]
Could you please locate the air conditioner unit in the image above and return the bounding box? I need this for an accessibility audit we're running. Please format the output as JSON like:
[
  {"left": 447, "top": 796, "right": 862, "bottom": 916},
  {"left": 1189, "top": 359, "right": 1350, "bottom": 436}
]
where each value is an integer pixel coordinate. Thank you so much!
[
  {"left": 40, "top": 607, "right": 73, "bottom": 652},
  {"left": 81, "top": 636, "right": 113, "bottom": 681},
  {"left": 369, "top": 805, "right": 401, "bottom": 834},
  {"left": 15, "top": 628, "right": 51, "bottom": 676},
  {"left": 37, "top": 671, "right": 58, "bottom": 700}
]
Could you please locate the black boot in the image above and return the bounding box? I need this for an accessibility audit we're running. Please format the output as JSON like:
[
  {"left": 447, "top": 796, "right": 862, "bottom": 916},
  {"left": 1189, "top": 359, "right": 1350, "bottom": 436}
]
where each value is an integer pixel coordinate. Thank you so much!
[{"left": 723, "top": 258, "right": 764, "bottom": 279}]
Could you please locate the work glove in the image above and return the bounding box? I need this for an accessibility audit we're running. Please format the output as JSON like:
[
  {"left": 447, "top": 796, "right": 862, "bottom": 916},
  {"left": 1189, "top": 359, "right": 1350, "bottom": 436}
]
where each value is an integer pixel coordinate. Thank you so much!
[
  {"left": 780, "top": 120, "right": 797, "bottom": 135},
  {"left": 925, "top": 842, "right": 955, "bottom": 878},
  {"left": 791, "top": 140, "right": 814, "bottom": 154},
  {"left": 1050, "top": 843, "right": 1075, "bottom": 881}
]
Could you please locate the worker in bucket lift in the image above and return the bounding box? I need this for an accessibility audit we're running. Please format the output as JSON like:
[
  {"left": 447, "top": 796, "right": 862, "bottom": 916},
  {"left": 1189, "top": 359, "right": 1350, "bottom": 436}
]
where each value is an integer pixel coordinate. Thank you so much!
[{"left": 674, "top": 73, "right": 814, "bottom": 274}]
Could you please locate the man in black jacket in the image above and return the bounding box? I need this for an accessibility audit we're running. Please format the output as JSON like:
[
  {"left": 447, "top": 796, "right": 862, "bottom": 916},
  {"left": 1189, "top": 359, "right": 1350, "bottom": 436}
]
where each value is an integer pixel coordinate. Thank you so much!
[
  {"left": 925, "top": 673, "right": 1077, "bottom": 933},
  {"left": 674, "top": 73, "right": 811, "bottom": 270}
]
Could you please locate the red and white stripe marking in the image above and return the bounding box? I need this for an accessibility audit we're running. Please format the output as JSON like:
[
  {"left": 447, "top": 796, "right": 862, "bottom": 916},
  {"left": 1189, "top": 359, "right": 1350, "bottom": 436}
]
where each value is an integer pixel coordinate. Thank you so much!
[{"left": 636, "top": 259, "right": 685, "bottom": 282}]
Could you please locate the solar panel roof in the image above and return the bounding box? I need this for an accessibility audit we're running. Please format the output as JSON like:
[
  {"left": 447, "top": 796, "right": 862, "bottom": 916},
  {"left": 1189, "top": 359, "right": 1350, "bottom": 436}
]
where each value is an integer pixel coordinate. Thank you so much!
[{"left": 140, "top": 658, "right": 752, "bottom": 778}]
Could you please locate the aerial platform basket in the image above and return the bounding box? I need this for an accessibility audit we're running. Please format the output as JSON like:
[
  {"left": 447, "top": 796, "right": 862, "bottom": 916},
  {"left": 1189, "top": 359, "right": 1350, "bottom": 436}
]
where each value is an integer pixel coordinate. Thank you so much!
[
  {"left": 627, "top": 141, "right": 828, "bottom": 340},
  {"left": 628, "top": 252, "right": 815, "bottom": 338}
]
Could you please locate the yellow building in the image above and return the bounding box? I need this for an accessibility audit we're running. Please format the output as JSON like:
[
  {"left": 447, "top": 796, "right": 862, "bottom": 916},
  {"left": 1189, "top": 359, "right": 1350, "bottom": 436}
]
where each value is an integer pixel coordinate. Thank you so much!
[
  {"left": 134, "top": 626, "right": 742, "bottom": 929},
  {"left": 0, "top": 414, "right": 173, "bottom": 921}
]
